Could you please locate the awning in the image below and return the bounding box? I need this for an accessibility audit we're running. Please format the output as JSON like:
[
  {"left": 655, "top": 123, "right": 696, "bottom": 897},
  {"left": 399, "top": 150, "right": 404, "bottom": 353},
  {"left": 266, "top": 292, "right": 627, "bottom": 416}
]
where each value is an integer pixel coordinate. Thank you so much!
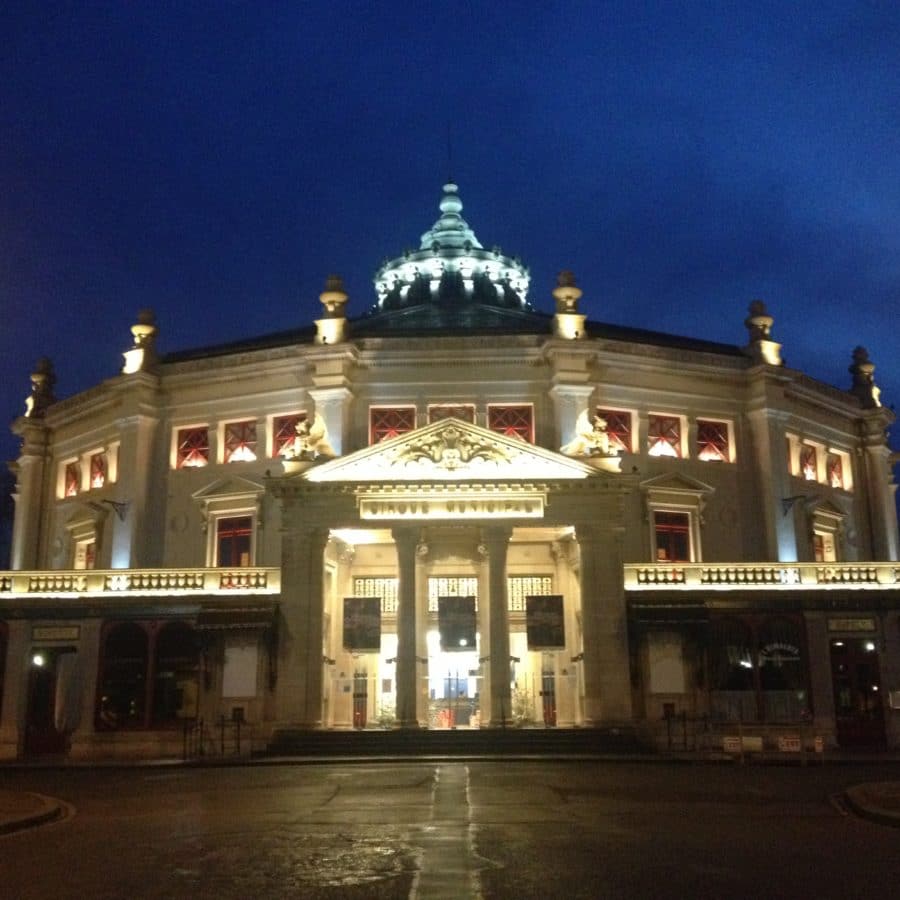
[{"left": 196, "top": 604, "right": 278, "bottom": 631}]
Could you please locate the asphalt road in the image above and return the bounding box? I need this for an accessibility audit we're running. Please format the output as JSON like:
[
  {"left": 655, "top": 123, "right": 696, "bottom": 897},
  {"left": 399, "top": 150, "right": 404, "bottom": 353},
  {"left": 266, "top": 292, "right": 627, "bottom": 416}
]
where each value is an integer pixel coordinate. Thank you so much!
[{"left": 1, "top": 761, "right": 898, "bottom": 899}]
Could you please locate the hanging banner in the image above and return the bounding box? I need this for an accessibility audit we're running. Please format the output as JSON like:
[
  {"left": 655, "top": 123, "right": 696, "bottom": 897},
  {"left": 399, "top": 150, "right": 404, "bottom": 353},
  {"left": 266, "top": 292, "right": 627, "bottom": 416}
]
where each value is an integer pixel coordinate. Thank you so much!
[
  {"left": 438, "top": 596, "right": 476, "bottom": 652},
  {"left": 526, "top": 595, "right": 566, "bottom": 649},
  {"left": 343, "top": 597, "right": 382, "bottom": 652}
]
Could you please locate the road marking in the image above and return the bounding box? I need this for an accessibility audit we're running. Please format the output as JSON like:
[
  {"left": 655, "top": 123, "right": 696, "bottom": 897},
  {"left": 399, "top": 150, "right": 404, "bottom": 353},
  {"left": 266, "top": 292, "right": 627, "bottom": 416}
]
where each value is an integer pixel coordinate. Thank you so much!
[{"left": 410, "top": 764, "right": 483, "bottom": 900}]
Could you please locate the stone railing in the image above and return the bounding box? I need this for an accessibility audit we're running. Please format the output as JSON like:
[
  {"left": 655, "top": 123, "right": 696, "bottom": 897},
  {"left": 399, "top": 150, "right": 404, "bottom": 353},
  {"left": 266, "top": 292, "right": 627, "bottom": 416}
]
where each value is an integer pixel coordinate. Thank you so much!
[
  {"left": 625, "top": 562, "right": 900, "bottom": 590},
  {"left": 0, "top": 567, "right": 281, "bottom": 598}
]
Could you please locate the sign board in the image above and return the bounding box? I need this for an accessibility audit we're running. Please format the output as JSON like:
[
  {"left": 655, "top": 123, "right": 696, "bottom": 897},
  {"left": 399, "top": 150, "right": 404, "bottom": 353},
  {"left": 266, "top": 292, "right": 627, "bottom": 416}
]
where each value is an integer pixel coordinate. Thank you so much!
[
  {"left": 525, "top": 595, "right": 565, "bottom": 649},
  {"left": 343, "top": 597, "right": 382, "bottom": 652},
  {"left": 723, "top": 735, "right": 764, "bottom": 753},
  {"left": 31, "top": 625, "right": 80, "bottom": 642},
  {"left": 777, "top": 735, "right": 801, "bottom": 752},
  {"left": 827, "top": 618, "right": 876, "bottom": 633},
  {"left": 723, "top": 736, "right": 741, "bottom": 753},
  {"left": 359, "top": 494, "right": 544, "bottom": 521}
]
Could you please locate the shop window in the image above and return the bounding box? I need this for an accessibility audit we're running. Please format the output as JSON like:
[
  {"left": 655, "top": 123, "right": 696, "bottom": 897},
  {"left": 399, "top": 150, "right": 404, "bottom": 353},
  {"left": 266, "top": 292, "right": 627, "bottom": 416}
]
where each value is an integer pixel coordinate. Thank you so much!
[
  {"left": 273, "top": 413, "right": 306, "bottom": 457},
  {"left": 696, "top": 420, "right": 730, "bottom": 462},
  {"left": 64, "top": 462, "right": 80, "bottom": 497},
  {"left": 709, "top": 619, "right": 756, "bottom": 721},
  {"left": 428, "top": 404, "right": 476, "bottom": 424},
  {"left": 800, "top": 445, "right": 817, "bottom": 481},
  {"left": 653, "top": 511, "right": 691, "bottom": 562},
  {"left": 597, "top": 409, "right": 632, "bottom": 453},
  {"left": 224, "top": 421, "right": 257, "bottom": 463},
  {"left": 89, "top": 453, "right": 106, "bottom": 488},
  {"left": 487, "top": 404, "right": 534, "bottom": 443},
  {"left": 152, "top": 623, "right": 199, "bottom": 725},
  {"left": 757, "top": 618, "right": 807, "bottom": 722},
  {"left": 96, "top": 623, "right": 149, "bottom": 729},
  {"left": 216, "top": 516, "right": 253, "bottom": 567},
  {"left": 648, "top": 415, "right": 681, "bottom": 458},
  {"left": 176, "top": 426, "right": 209, "bottom": 468},
  {"left": 827, "top": 454, "right": 844, "bottom": 489},
  {"left": 370, "top": 407, "right": 416, "bottom": 444}
]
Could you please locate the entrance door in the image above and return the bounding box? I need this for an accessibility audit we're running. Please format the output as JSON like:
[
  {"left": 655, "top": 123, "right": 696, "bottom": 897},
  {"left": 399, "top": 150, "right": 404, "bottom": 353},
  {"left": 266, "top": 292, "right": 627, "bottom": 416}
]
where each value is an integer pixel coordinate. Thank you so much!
[
  {"left": 830, "top": 638, "right": 886, "bottom": 747},
  {"left": 25, "top": 648, "right": 75, "bottom": 756},
  {"left": 353, "top": 670, "right": 368, "bottom": 728},
  {"left": 541, "top": 669, "right": 557, "bottom": 726}
]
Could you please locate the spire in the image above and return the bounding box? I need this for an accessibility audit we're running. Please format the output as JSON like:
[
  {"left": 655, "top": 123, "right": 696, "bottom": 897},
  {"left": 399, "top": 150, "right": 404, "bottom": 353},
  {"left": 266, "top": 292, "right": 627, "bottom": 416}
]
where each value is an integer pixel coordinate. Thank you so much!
[{"left": 419, "top": 183, "right": 482, "bottom": 252}]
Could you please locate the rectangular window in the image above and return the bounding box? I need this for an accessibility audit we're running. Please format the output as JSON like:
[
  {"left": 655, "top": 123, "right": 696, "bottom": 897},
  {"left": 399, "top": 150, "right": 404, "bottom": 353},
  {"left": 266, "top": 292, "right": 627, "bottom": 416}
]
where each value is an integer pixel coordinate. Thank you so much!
[
  {"left": 224, "top": 421, "right": 257, "bottom": 463},
  {"left": 216, "top": 516, "right": 252, "bottom": 567},
  {"left": 813, "top": 532, "right": 837, "bottom": 562},
  {"left": 597, "top": 409, "right": 632, "bottom": 453},
  {"left": 89, "top": 453, "right": 106, "bottom": 488},
  {"left": 176, "top": 426, "right": 209, "bottom": 468},
  {"left": 428, "top": 404, "right": 476, "bottom": 424},
  {"left": 273, "top": 413, "right": 305, "bottom": 457},
  {"left": 827, "top": 453, "right": 844, "bottom": 489},
  {"left": 353, "top": 577, "right": 399, "bottom": 614},
  {"left": 370, "top": 407, "right": 416, "bottom": 444},
  {"left": 648, "top": 415, "right": 682, "bottom": 458},
  {"left": 507, "top": 575, "right": 553, "bottom": 612},
  {"left": 64, "top": 462, "right": 80, "bottom": 497},
  {"left": 696, "top": 420, "right": 729, "bottom": 462},
  {"left": 654, "top": 511, "right": 691, "bottom": 562},
  {"left": 74, "top": 539, "right": 96, "bottom": 570},
  {"left": 487, "top": 404, "right": 534, "bottom": 443},
  {"left": 800, "top": 445, "right": 817, "bottom": 481}
]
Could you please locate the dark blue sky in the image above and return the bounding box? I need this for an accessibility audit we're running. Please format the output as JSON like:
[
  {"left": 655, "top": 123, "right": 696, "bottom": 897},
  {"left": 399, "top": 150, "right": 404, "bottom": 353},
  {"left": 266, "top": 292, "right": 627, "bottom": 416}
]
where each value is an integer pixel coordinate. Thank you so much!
[{"left": 3, "top": 2, "right": 899, "bottom": 467}]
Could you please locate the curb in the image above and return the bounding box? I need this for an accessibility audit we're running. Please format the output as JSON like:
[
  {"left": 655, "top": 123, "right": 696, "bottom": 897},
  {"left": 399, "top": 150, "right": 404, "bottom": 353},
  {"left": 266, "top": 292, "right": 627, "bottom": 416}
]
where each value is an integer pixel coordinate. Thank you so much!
[
  {"left": 843, "top": 784, "right": 900, "bottom": 829},
  {"left": 0, "top": 793, "right": 66, "bottom": 836}
]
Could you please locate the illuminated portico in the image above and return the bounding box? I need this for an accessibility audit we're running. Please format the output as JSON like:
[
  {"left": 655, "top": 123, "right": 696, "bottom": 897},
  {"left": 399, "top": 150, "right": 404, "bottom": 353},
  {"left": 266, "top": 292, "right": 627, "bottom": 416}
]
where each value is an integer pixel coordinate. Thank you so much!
[{"left": 270, "top": 417, "right": 637, "bottom": 731}]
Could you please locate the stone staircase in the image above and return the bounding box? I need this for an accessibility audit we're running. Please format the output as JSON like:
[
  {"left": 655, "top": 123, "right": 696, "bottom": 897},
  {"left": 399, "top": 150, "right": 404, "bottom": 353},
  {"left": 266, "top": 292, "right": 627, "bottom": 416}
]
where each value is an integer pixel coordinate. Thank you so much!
[{"left": 264, "top": 726, "right": 652, "bottom": 758}]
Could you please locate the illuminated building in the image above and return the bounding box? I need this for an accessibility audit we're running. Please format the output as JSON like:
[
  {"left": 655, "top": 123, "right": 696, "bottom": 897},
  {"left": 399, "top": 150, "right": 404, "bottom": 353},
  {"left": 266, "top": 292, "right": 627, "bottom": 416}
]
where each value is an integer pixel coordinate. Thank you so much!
[{"left": 2, "top": 183, "right": 898, "bottom": 759}]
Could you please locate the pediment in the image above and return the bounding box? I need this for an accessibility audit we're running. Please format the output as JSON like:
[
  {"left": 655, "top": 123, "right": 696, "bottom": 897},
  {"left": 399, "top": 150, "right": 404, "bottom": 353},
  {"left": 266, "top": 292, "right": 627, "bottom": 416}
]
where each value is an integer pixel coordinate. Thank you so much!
[
  {"left": 809, "top": 497, "right": 847, "bottom": 520},
  {"left": 192, "top": 476, "right": 265, "bottom": 501},
  {"left": 305, "top": 418, "right": 598, "bottom": 483},
  {"left": 639, "top": 472, "right": 715, "bottom": 496}
]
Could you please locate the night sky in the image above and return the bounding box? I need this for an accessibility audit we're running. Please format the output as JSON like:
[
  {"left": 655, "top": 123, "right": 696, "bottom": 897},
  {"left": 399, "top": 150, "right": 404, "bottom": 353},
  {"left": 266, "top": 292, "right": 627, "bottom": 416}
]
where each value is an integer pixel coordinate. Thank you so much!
[{"left": 3, "top": 2, "right": 900, "bottom": 472}]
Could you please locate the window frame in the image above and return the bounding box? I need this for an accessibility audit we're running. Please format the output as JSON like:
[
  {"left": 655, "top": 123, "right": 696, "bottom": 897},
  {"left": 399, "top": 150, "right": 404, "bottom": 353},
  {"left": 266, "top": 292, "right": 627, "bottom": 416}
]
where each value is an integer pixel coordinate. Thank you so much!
[
  {"left": 695, "top": 418, "right": 733, "bottom": 463},
  {"left": 271, "top": 412, "right": 307, "bottom": 458},
  {"left": 596, "top": 408, "right": 633, "bottom": 454},
  {"left": 222, "top": 419, "right": 258, "bottom": 464},
  {"left": 487, "top": 403, "right": 535, "bottom": 443},
  {"left": 173, "top": 424, "right": 210, "bottom": 469},
  {"left": 647, "top": 413, "right": 684, "bottom": 458},
  {"left": 369, "top": 406, "right": 417, "bottom": 444}
]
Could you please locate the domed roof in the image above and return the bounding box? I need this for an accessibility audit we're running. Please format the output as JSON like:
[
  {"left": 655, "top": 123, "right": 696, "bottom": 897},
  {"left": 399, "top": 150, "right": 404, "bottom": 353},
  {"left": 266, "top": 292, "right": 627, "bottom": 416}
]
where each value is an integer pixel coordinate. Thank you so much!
[{"left": 360, "top": 183, "right": 543, "bottom": 334}]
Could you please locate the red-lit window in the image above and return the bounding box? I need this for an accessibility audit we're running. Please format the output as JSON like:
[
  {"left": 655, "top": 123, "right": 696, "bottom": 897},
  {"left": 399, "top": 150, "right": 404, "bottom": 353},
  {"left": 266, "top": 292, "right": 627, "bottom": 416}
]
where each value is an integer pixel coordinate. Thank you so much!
[
  {"left": 648, "top": 415, "right": 681, "bottom": 458},
  {"left": 176, "top": 426, "right": 209, "bottom": 468},
  {"left": 273, "top": 413, "right": 306, "bottom": 457},
  {"left": 487, "top": 405, "right": 534, "bottom": 442},
  {"left": 597, "top": 409, "right": 632, "bottom": 453},
  {"left": 428, "top": 404, "right": 476, "bottom": 424},
  {"left": 800, "top": 445, "right": 817, "bottom": 481},
  {"left": 224, "top": 421, "right": 257, "bottom": 463},
  {"left": 90, "top": 453, "right": 106, "bottom": 488},
  {"left": 827, "top": 454, "right": 843, "bottom": 489},
  {"left": 64, "top": 462, "right": 80, "bottom": 497},
  {"left": 654, "top": 511, "right": 691, "bottom": 562},
  {"left": 696, "top": 420, "right": 729, "bottom": 462},
  {"left": 370, "top": 407, "right": 417, "bottom": 444},
  {"left": 216, "top": 516, "right": 252, "bottom": 567}
]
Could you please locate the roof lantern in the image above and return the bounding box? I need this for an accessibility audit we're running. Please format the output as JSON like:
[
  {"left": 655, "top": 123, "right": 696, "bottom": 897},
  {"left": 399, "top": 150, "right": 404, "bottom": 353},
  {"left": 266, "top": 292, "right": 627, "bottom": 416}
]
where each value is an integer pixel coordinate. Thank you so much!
[{"left": 371, "top": 182, "right": 531, "bottom": 316}]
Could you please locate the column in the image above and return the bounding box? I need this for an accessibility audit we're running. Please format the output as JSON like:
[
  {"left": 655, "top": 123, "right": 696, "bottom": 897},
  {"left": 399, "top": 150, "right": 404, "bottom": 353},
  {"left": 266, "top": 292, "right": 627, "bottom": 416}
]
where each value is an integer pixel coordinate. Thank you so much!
[
  {"left": 0, "top": 621, "right": 29, "bottom": 759},
  {"left": 576, "top": 522, "right": 633, "bottom": 725},
  {"left": 858, "top": 416, "right": 900, "bottom": 560},
  {"left": 69, "top": 620, "right": 102, "bottom": 759},
  {"left": 277, "top": 526, "right": 329, "bottom": 727},
  {"left": 392, "top": 526, "right": 420, "bottom": 728},
  {"left": 309, "top": 386, "right": 353, "bottom": 457},
  {"left": 483, "top": 526, "right": 513, "bottom": 727},
  {"left": 9, "top": 419, "right": 50, "bottom": 570}
]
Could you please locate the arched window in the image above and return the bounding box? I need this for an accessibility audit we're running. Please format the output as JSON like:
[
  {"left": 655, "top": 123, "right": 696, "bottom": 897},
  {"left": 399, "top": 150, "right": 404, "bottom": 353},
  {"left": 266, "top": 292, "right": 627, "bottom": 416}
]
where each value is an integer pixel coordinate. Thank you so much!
[
  {"left": 96, "top": 623, "right": 148, "bottom": 730},
  {"left": 709, "top": 619, "right": 756, "bottom": 722},
  {"left": 152, "top": 623, "right": 199, "bottom": 725}
]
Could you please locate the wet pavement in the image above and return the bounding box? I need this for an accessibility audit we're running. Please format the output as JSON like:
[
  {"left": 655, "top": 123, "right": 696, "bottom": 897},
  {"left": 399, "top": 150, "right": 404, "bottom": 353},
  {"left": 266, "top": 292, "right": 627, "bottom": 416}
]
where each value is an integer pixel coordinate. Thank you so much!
[{"left": 2, "top": 761, "right": 900, "bottom": 899}]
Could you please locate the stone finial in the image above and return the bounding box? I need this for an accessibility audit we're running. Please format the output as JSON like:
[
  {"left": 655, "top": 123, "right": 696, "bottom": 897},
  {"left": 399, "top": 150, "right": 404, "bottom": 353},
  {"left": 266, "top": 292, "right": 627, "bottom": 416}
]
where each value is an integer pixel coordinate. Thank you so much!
[
  {"left": 743, "top": 300, "right": 782, "bottom": 366},
  {"left": 552, "top": 270, "right": 583, "bottom": 314},
  {"left": 849, "top": 346, "right": 882, "bottom": 409},
  {"left": 24, "top": 357, "right": 56, "bottom": 418},
  {"left": 122, "top": 308, "right": 159, "bottom": 374},
  {"left": 552, "top": 271, "right": 586, "bottom": 340},
  {"left": 315, "top": 275, "right": 349, "bottom": 344}
]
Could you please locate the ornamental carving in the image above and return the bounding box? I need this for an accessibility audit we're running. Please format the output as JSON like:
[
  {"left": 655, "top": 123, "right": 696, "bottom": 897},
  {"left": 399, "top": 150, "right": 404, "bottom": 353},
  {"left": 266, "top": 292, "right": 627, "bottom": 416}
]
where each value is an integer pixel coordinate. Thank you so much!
[{"left": 387, "top": 425, "right": 515, "bottom": 472}]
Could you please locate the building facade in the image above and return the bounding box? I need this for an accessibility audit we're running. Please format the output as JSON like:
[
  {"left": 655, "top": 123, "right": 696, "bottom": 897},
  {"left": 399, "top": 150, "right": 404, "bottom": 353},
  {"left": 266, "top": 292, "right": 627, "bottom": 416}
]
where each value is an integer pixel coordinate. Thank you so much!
[{"left": 2, "top": 183, "right": 899, "bottom": 759}]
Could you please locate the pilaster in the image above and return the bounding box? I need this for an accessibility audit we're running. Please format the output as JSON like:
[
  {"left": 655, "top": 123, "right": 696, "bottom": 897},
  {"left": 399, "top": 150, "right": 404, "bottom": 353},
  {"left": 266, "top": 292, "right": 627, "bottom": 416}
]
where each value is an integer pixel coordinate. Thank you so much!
[
  {"left": 309, "top": 386, "right": 353, "bottom": 457},
  {"left": 9, "top": 417, "right": 50, "bottom": 570},
  {"left": 392, "top": 526, "right": 420, "bottom": 727}
]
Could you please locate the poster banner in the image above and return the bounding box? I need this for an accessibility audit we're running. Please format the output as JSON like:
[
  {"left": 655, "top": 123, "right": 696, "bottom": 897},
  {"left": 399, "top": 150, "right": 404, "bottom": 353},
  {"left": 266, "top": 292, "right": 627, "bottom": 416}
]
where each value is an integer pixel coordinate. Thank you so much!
[
  {"left": 343, "top": 597, "right": 382, "bottom": 652},
  {"left": 526, "top": 595, "right": 565, "bottom": 649},
  {"left": 437, "top": 596, "right": 476, "bottom": 651}
]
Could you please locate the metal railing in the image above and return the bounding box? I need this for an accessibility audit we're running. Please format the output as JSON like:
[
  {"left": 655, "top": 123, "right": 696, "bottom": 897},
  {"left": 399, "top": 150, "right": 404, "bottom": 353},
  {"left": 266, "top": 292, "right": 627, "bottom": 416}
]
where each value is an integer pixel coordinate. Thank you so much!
[{"left": 183, "top": 716, "right": 250, "bottom": 760}]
